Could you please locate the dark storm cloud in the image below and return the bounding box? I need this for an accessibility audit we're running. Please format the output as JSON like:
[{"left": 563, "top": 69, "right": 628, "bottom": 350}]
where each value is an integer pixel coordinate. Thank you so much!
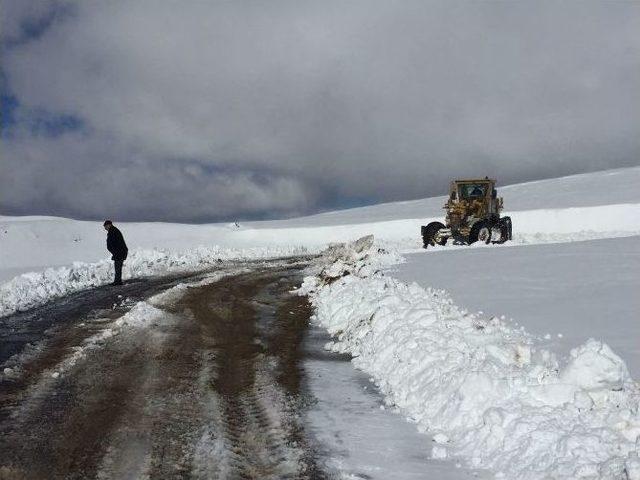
[{"left": 1, "top": 0, "right": 639, "bottom": 222}]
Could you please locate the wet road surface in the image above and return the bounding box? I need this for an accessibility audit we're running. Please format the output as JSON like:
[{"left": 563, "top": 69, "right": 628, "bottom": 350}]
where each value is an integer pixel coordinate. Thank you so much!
[{"left": 0, "top": 262, "right": 329, "bottom": 479}]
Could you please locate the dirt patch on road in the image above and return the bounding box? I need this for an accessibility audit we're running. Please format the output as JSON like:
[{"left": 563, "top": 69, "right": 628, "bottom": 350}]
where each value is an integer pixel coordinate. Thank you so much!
[{"left": 176, "top": 269, "right": 326, "bottom": 479}]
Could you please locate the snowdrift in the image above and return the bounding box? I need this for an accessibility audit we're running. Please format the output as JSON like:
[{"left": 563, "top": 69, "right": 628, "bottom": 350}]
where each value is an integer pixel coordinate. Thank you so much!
[
  {"left": 300, "top": 239, "right": 640, "bottom": 479},
  {"left": 0, "top": 245, "right": 312, "bottom": 317}
]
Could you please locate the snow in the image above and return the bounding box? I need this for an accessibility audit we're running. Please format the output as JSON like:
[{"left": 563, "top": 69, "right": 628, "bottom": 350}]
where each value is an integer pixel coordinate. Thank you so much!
[
  {"left": 300, "top": 240, "right": 640, "bottom": 479},
  {"left": 304, "top": 325, "right": 488, "bottom": 479},
  {"left": 561, "top": 340, "right": 630, "bottom": 391},
  {"left": 0, "top": 245, "right": 311, "bottom": 317},
  {"left": 392, "top": 236, "right": 640, "bottom": 377}
]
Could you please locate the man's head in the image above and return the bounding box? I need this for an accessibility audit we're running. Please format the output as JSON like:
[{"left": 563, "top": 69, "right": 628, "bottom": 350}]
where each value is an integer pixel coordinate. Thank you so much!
[{"left": 103, "top": 220, "right": 113, "bottom": 231}]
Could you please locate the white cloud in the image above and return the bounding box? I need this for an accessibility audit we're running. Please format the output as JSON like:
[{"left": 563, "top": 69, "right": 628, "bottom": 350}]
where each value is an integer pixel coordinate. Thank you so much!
[{"left": 2, "top": 0, "right": 639, "bottom": 221}]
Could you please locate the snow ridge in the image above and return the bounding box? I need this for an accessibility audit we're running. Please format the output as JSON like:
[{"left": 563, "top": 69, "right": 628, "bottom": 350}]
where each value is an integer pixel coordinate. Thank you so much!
[
  {"left": 0, "top": 244, "right": 313, "bottom": 317},
  {"left": 302, "top": 239, "right": 640, "bottom": 479}
]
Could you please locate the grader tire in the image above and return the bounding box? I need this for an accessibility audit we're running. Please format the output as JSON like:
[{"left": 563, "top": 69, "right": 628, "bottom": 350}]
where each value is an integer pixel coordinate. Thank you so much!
[
  {"left": 469, "top": 221, "right": 491, "bottom": 244},
  {"left": 497, "top": 216, "right": 512, "bottom": 243}
]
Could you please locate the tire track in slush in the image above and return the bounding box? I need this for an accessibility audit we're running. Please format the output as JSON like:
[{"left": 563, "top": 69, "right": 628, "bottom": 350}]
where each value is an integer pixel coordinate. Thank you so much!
[{"left": 180, "top": 269, "right": 327, "bottom": 479}]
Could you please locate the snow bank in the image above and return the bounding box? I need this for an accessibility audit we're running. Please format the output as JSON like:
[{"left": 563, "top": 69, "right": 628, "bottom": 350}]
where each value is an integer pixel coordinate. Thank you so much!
[
  {"left": 509, "top": 203, "right": 640, "bottom": 236},
  {"left": 0, "top": 244, "right": 313, "bottom": 317},
  {"left": 302, "top": 239, "right": 640, "bottom": 479}
]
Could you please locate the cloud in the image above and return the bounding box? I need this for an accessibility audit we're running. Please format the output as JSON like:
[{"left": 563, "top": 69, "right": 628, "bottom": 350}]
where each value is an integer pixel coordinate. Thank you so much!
[
  {"left": 1, "top": 0, "right": 639, "bottom": 221},
  {"left": 1, "top": 129, "right": 314, "bottom": 221}
]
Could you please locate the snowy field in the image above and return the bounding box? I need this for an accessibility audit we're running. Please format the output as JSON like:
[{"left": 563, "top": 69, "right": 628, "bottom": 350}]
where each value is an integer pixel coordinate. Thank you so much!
[
  {"left": 392, "top": 236, "right": 640, "bottom": 378},
  {"left": 2, "top": 166, "right": 640, "bottom": 479}
]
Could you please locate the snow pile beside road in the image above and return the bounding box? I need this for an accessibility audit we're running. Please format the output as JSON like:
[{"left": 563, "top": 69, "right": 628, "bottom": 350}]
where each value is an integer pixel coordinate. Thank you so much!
[
  {"left": 302, "top": 239, "right": 640, "bottom": 479},
  {"left": 0, "top": 244, "right": 312, "bottom": 317},
  {"left": 312, "top": 235, "right": 403, "bottom": 280}
]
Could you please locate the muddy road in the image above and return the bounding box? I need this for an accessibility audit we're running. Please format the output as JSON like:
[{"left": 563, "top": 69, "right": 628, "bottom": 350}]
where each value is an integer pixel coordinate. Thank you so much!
[{"left": 0, "top": 262, "right": 331, "bottom": 479}]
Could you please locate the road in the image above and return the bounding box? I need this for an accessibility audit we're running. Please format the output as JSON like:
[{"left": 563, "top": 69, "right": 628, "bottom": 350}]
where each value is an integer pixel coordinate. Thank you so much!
[{"left": 0, "top": 259, "right": 332, "bottom": 479}]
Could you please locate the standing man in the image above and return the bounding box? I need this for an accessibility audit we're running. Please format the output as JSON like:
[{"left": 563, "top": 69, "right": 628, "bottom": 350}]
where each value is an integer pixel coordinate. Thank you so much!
[{"left": 103, "top": 220, "right": 128, "bottom": 286}]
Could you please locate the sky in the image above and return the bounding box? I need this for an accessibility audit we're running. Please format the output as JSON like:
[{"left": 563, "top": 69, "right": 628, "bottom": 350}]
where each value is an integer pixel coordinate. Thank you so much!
[{"left": 1, "top": 0, "right": 639, "bottom": 223}]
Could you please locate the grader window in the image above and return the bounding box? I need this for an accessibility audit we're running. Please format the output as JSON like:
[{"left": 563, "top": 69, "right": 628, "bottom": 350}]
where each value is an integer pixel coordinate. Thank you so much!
[{"left": 459, "top": 183, "right": 487, "bottom": 199}]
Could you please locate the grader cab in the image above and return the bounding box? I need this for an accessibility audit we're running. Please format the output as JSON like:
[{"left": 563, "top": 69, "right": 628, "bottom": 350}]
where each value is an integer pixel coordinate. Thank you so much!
[{"left": 421, "top": 178, "right": 512, "bottom": 248}]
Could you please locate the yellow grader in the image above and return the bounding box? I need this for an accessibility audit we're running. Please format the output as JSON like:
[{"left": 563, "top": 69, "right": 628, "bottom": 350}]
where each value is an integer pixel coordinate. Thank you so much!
[{"left": 421, "top": 178, "right": 512, "bottom": 248}]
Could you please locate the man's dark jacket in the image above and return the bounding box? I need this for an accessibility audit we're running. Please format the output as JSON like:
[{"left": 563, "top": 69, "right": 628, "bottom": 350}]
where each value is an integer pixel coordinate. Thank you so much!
[{"left": 107, "top": 226, "right": 128, "bottom": 261}]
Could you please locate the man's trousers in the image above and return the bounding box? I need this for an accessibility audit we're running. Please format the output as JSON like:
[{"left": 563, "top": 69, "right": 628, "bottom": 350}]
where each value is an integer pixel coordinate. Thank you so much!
[{"left": 114, "top": 259, "right": 124, "bottom": 284}]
